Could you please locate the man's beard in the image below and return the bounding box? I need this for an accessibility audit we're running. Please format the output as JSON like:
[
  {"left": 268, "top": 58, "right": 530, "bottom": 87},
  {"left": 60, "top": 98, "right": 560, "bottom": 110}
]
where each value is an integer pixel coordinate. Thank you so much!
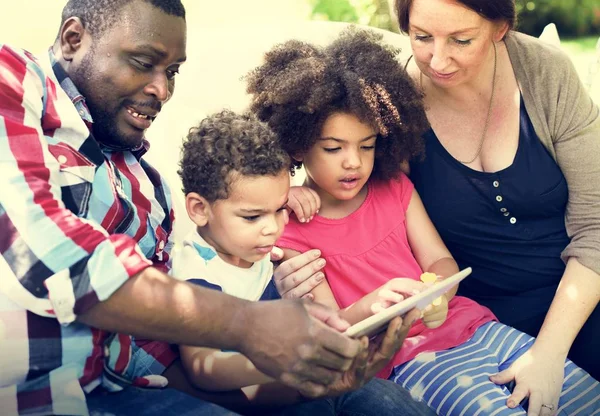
[{"left": 70, "top": 47, "right": 144, "bottom": 150}]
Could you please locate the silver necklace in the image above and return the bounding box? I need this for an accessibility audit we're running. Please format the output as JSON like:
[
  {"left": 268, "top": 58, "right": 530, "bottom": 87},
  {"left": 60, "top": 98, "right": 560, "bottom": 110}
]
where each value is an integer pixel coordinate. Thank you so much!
[{"left": 421, "top": 42, "right": 498, "bottom": 165}]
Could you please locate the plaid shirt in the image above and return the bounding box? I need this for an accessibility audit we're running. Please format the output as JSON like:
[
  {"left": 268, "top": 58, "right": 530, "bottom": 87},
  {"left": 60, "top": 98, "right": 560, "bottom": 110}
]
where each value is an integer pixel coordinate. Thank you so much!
[{"left": 0, "top": 45, "right": 178, "bottom": 416}]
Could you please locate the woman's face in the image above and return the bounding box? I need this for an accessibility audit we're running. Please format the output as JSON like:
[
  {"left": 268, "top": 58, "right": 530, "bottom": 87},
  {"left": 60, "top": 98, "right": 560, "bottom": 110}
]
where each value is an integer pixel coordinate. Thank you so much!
[{"left": 408, "top": 0, "right": 507, "bottom": 89}]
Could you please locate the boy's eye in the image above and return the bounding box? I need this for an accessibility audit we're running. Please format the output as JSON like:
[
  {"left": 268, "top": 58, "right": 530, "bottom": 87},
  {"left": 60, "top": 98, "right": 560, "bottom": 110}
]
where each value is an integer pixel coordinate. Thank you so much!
[{"left": 242, "top": 215, "right": 260, "bottom": 222}]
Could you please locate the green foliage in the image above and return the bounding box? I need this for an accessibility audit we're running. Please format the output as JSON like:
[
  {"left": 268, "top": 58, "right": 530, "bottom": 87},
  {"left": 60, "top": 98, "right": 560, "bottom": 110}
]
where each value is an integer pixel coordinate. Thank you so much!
[
  {"left": 309, "top": 0, "right": 397, "bottom": 32},
  {"left": 516, "top": 0, "right": 600, "bottom": 37}
]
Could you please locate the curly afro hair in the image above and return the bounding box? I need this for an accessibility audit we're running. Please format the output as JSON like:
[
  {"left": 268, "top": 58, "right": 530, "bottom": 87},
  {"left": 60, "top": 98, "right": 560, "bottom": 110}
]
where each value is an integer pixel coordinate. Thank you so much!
[
  {"left": 179, "top": 109, "right": 291, "bottom": 202},
  {"left": 246, "top": 27, "right": 429, "bottom": 181}
]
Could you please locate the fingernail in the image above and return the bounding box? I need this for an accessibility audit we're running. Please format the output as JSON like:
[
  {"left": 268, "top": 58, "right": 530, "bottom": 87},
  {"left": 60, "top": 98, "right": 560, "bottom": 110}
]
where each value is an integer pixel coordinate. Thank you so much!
[
  {"left": 300, "top": 218, "right": 305, "bottom": 223},
  {"left": 313, "top": 250, "right": 321, "bottom": 258},
  {"left": 317, "top": 259, "right": 326, "bottom": 267},
  {"left": 507, "top": 400, "right": 515, "bottom": 408},
  {"left": 316, "top": 272, "right": 324, "bottom": 282}
]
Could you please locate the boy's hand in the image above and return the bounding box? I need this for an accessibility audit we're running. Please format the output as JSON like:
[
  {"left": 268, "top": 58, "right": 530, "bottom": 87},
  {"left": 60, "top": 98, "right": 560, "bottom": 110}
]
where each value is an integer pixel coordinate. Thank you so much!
[
  {"left": 286, "top": 186, "right": 320, "bottom": 223},
  {"left": 421, "top": 294, "right": 449, "bottom": 329}
]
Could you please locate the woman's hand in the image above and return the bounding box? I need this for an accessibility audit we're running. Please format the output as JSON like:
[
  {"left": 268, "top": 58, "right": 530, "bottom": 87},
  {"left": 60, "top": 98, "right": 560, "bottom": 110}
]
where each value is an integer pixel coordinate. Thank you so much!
[
  {"left": 421, "top": 294, "right": 449, "bottom": 329},
  {"left": 490, "top": 345, "right": 565, "bottom": 416},
  {"left": 286, "top": 186, "right": 320, "bottom": 223}
]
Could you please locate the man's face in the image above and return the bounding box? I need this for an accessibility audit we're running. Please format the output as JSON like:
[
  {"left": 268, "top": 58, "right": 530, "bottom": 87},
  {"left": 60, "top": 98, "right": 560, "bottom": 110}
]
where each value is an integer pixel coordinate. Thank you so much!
[{"left": 69, "top": 1, "right": 187, "bottom": 148}]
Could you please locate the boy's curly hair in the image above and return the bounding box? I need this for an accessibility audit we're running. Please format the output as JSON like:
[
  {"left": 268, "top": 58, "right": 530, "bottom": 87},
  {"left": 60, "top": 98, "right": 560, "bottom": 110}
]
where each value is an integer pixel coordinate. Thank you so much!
[
  {"left": 246, "top": 27, "right": 429, "bottom": 181},
  {"left": 178, "top": 110, "right": 290, "bottom": 202}
]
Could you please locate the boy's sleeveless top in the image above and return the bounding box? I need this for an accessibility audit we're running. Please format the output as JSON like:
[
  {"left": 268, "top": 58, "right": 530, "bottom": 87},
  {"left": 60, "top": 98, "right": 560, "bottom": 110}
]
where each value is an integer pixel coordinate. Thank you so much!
[
  {"left": 409, "top": 96, "right": 570, "bottom": 332},
  {"left": 277, "top": 174, "right": 496, "bottom": 378}
]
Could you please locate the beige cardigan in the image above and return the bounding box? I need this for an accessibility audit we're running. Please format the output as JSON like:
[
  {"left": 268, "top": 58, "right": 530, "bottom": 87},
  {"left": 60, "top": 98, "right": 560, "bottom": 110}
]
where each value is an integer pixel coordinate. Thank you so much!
[{"left": 504, "top": 32, "right": 600, "bottom": 275}]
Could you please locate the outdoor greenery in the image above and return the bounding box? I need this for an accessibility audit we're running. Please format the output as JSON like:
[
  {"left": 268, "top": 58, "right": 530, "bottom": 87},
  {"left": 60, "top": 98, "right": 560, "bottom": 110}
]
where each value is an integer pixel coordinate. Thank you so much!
[{"left": 309, "top": 0, "right": 600, "bottom": 37}]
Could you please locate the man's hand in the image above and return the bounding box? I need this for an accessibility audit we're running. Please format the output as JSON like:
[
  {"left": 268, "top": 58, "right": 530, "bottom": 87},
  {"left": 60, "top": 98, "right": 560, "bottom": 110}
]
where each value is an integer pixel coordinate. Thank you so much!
[
  {"left": 272, "top": 249, "right": 325, "bottom": 300},
  {"left": 305, "top": 308, "right": 420, "bottom": 399},
  {"left": 286, "top": 186, "right": 321, "bottom": 224},
  {"left": 237, "top": 299, "right": 363, "bottom": 397}
]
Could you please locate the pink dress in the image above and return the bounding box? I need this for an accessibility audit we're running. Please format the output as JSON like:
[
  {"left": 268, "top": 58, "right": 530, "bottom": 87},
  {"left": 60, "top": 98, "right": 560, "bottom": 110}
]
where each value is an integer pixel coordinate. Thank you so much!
[{"left": 277, "top": 173, "right": 496, "bottom": 378}]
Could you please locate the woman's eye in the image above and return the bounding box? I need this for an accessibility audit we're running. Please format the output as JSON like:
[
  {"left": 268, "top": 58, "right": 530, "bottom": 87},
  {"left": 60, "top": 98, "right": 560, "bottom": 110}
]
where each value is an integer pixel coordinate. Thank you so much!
[
  {"left": 414, "top": 35, "right": 432, "bottom": 42},
  {"left": 453, "top": 38, "right": 472, "bottom": 46}
]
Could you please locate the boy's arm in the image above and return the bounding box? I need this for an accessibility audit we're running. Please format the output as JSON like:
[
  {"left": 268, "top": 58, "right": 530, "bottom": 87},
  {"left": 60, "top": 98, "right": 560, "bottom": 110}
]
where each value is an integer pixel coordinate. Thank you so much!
[{"left": 179, "top": 345, "right": 273, "bottom": 391}]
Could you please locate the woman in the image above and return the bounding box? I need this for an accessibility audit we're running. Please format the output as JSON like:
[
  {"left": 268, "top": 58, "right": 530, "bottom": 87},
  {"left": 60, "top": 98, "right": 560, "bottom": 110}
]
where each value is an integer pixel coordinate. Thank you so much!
[{"left": 401, "top": 0, "right": 599, "bottom": 411}]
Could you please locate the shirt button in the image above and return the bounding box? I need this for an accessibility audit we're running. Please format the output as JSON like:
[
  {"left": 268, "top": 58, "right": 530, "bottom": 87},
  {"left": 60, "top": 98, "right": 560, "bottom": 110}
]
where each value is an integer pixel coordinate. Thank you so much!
[
  {"left": 493, "top": 180, "right": 499, "bottom": 187},
  {"left": 79, "top": 109, "right": 85, "bottom": 116},
  {"left": 159, "top": 240, "right": 165, "bottom": 250},
  {"left": 500, "top": 208, "right": 507, "bottom": 212},
  {"left": 510, "top": 217, "right": 517, "bottom": 224},
  {"left": 504, "top": 212, "right": 510, "bottom": 216},
  {"left": 496, "top": 195, "right": 503, "bottom": 202},
  {"left": 57, "top": 155, "right": 68, "bottom": 164}
]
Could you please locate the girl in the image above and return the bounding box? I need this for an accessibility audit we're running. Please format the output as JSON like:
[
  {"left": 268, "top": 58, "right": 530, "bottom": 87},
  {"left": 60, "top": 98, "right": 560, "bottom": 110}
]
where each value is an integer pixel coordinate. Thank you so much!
[{"left": 246, "top": 28, "right": 600, "bottom": 416}]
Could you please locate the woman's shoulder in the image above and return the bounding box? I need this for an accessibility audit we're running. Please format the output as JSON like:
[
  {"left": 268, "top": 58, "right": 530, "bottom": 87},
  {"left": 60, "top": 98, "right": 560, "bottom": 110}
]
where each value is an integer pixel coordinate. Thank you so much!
[{"left": 506, "top": 31, "right": 575, "bottom": 76}]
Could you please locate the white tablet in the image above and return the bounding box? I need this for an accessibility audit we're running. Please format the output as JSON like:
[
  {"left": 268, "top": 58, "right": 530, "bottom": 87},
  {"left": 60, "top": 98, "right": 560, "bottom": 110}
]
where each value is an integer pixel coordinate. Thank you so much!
[{"left": 344, "top": 267, "right": 472, "bottom": 338}]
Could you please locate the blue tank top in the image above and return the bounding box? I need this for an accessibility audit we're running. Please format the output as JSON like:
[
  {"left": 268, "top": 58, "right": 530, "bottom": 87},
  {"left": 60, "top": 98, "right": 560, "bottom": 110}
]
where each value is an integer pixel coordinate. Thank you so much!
[{"left": 410, "top": 96, "right": 570, "bottom": 329}]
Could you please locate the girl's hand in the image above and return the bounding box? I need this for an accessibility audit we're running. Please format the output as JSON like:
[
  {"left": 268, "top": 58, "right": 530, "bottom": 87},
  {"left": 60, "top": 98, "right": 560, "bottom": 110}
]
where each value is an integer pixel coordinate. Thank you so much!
[
  {"left": 490, "top": 346, "right": 564, "bottom": 416},
  {"left": 287, "top": 186, "right": 320, "bottom": 223},
  {"left": 370, "top": 278, "right": 426, "bottom": 314},
  {"left": 421, "top": 294, "right": 448, "bottom": 329}
]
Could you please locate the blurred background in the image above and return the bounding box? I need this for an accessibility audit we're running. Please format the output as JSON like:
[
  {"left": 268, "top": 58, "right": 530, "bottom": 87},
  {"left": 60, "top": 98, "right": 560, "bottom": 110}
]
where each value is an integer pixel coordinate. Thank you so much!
[
  {"left": 3, "top": 0, "right": 599, "bottom": 100},
  {"left": 2, "top": 0, "right": 598, "bottom": 240}
]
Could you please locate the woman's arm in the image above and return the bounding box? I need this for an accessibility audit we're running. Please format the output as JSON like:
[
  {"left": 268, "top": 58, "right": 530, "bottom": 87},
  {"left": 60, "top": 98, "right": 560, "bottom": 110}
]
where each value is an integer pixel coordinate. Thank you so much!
[
  {"left": 524, "top": 258, "right": 600, "bottom": 359},
  {"left": 179, "top": 345, "right": 273, "bottom": 392}
]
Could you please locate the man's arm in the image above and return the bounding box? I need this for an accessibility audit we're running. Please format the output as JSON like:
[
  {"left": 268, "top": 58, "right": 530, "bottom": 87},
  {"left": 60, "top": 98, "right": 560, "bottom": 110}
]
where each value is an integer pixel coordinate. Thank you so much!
[{"left": 79, "top": 267, "right": 362, "bottom": 396}]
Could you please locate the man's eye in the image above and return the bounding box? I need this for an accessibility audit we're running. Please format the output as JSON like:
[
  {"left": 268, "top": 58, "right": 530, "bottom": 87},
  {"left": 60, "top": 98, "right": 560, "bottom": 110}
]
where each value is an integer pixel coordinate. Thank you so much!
[
  {"left": 133, "top": 59, "right": 152, "bottom": 70},
  {"left": 166, "top": 68, "right": 180, "bottom": 80}
]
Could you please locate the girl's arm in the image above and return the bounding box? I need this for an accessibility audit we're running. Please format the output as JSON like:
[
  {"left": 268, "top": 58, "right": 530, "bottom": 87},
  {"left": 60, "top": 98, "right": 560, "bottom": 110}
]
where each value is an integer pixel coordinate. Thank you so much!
[
  {"left": 405, "top": 189, "right": 459, "bottom": 297},
  {"left": 281, "top": 248, "right": 423, "bottom": 325},
  {"left": 179, "top": 345, "right": 273, "bottom": 392}
]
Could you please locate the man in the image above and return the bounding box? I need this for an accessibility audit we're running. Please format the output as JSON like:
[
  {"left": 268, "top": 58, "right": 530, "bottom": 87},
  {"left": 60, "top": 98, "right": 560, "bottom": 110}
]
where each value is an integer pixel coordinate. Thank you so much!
[{"left": 0, "top": 1, "right": 431, "bottom": 415}]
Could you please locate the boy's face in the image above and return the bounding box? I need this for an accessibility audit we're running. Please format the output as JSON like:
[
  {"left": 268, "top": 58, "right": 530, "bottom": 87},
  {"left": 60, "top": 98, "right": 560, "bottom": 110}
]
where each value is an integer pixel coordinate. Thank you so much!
[{"left": 201, "top": 170, "right": 290, "bottom": 268}]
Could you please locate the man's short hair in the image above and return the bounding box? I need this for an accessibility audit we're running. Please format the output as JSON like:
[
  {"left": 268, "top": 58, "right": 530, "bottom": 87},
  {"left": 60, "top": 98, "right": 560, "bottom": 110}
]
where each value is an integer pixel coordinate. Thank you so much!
[{"left": 59, "top": 0, "right": 185, "bottom": 38}]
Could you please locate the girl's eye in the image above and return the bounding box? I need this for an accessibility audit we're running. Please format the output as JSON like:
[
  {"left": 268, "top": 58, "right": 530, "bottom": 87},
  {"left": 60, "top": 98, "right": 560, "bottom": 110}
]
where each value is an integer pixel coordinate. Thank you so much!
[
  {"left": 361, "top": 145, "right": 375, "bottom": 150},
  {"left": 453, "top": 38, "right": 472, "bottom": 46},
  {"left": 242, "top": 215, "right": 260, "bottom": 222},
  {"left": 323, "top": 147, "right": 341, "bottom": 153}
]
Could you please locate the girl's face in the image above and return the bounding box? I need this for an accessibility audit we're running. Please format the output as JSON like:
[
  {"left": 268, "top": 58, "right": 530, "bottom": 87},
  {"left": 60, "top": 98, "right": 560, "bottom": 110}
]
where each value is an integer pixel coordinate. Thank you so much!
[
  {"left": 299, "top": 112, "right": 377, "bottom": 208},
  {"left": 408, "top": 0, "right": 508, "bottom": 89}
]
